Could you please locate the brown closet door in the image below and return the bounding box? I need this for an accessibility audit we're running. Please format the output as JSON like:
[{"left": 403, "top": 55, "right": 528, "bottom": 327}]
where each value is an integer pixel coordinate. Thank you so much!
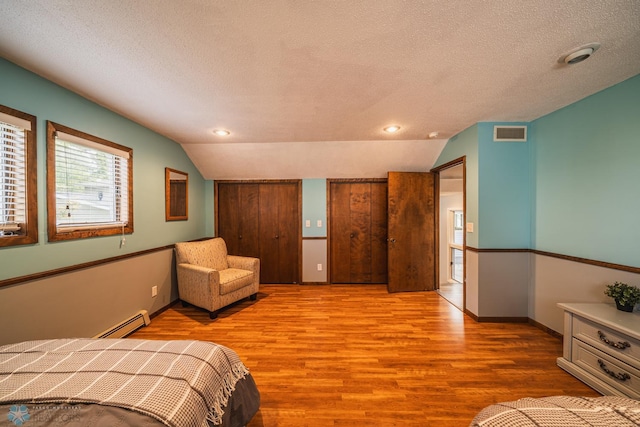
[
  {"left": 259, "top": 182, "right": 300, "bottom": 284},
  {"left": 258, "top": 184, "right": 279, "bottom": 283},
  {"left": 370, "top": 183, "right": 388, "bottom": 283},
  {"left": 329, "top": 182, "right": 352, "bottom": 283},
  {"left": 330, "top": 181, "right": 387, "bottom": 284},
  {"left": 277, "top": 183, "right": 300, "bottom": 283},
  {"left": 217, "top": 183, "right": 260, "bottom": 258},
  {"left": 217, "top": 181, "right": 300, "bottom": 285}
]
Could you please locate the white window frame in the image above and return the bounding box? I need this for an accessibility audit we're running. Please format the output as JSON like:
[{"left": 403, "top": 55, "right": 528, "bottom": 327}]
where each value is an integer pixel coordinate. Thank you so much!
[
  {"left": 448, "top": 210, "right": 464, "bottom": 283},
  {"left": 46, "top": 121, "right": 133, "bottom": 242},
  {"left": 0, "top": 105, "right": 37, "bottom": 247}
]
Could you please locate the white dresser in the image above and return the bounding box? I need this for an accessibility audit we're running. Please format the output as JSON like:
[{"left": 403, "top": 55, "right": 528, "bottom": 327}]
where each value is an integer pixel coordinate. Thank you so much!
[{"left": 557, "top": 302, "right": 640, "bottom": 398}]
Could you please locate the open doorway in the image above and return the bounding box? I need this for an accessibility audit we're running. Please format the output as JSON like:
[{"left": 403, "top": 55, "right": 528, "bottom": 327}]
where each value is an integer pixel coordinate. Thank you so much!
[{"left": 434, "top": 162, "right": 465, "bottom": 310}]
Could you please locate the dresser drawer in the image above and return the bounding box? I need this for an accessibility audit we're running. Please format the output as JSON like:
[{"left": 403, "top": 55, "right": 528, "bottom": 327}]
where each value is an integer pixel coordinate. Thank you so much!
[
  {"left": 572, "top": 338, "right": 640, "bottom": 398},
  {"left": 573, "top": 315, "right": 640, "bottom": 366}
]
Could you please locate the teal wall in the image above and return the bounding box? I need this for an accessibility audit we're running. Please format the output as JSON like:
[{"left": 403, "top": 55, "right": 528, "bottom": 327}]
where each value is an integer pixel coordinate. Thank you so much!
[
  {"left": 531, "top": 74, "right": 640, "bottom": 267},
  {"left": 436, "top": 73, "right": 640, "bottom": 268},
  {"left": 477, "top": 122, "right": 530, "bottom": 249},
  {"left": 0, "top": 59, "right": 211, "bottom": 280},
  {"left": 302, "top": 179, "right": 327, "bottom": 238}
]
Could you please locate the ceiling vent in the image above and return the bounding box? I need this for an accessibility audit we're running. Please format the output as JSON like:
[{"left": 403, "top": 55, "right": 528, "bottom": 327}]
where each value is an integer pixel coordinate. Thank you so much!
[{"left": 493, "top": 125, "right": 527, "bottom": 142}]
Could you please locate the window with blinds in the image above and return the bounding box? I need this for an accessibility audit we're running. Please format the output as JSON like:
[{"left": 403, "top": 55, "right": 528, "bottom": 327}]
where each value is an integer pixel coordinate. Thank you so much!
[
  {"left": 0, "top": 106, "right": 37, "bottom": 247},
  {"left": 46, "top": 121, "right": 133, "bottom": 241},
  {"left": 0, "top": 122, "right": 26, "bottom": 230}
]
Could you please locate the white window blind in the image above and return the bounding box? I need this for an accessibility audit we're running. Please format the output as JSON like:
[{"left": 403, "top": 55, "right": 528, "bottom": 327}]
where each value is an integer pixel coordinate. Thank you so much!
[
  {"left": 55, "top": 133, "right": 129, "bottom": 229},
  {"left": 0, "top": 120, "right": 26, "bottom": 233}
]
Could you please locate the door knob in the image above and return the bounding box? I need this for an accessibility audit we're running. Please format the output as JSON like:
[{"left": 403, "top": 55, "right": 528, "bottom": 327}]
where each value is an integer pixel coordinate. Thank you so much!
[
  {"left": 389, "top": 238, "right": 396, "bottom": 243},
  {"left": 275, "top": 235, "right": 279, "bottom": 239},
  {"left": 350, "top": 233, "right": 354, "bottom": 238}
]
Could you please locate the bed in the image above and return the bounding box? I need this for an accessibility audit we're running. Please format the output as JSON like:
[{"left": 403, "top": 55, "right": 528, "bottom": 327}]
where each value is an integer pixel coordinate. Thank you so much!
[
  {"left": 0, "top": 338, "right": 260, "bottom": 427},
  {"left": 470, "top": 395, "right": 640, "bottom": 426}
]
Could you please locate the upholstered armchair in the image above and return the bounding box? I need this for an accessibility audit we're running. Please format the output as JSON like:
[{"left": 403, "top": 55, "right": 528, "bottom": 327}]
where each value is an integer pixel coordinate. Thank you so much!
[{"left": 174, "top": 238, "right": 260, "bottom": 319}]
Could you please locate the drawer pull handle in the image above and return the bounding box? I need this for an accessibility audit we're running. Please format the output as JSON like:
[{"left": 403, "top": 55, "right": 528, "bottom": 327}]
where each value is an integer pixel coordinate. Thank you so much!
[
  {"left": 597, "top": 331, "right": 630, "bottom": 350},
  {"left": 597, "top": 359, "right": 631, "bottom": 382}
]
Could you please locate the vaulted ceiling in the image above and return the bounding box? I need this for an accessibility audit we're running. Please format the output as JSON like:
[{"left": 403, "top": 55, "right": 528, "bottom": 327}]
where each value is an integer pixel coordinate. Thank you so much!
[{"left": 1, "top": 1, "right": 639, "bottom": 179}]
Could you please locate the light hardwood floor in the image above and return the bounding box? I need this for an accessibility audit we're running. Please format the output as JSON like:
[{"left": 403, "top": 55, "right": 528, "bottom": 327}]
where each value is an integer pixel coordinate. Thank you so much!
[
  {"left": 130, "top": 285, "right": 600, "bottom": 427},
  {"left": 437, "top": 282, "right": 463, "bottom": 310}
]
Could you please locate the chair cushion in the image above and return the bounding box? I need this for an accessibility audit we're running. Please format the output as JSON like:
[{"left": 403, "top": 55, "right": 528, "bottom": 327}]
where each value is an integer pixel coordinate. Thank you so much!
[
  {"left": 219, "top": 268, "right": 255, "bottom": 295},
  {"left": 175, "top": 238, "right": 229, "bottom": 271}
]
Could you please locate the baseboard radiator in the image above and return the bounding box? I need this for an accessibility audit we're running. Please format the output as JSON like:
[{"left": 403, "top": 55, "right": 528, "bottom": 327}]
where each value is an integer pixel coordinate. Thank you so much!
[{"left": 93, "top": 310, "right": 151, "bottom": 339}]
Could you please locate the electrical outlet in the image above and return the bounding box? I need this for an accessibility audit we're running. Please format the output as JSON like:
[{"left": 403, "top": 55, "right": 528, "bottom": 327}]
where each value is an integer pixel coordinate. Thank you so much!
[
  {"left": 316, "top": 219, "right": 322, "bottom": 228},
  {"left": 151, "top": 286, "right": 158, "bottom": 297},
  {"left": 305, "top": 220, "right": 311, "bottom": 228},
  {"left": 317, "top": 264, "right": 323, "bottom": 271}
]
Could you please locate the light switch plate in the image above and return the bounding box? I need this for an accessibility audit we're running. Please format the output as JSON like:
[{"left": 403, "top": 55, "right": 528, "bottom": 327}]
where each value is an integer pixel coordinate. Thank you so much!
[
  {"left": 305, "top": 220, "right": 311, "bottom": 228},
  {"left": 317, "top": 220, "right": 322, "bottom": 228}
]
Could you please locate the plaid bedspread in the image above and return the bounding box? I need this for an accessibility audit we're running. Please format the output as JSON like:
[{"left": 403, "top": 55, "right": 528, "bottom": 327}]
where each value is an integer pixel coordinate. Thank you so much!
[
  {"left": 470, "top": 395, "right": 640, "bottom": 426},
  {"left": 0, "top": 339, "right": 250, "bottom": 427}
]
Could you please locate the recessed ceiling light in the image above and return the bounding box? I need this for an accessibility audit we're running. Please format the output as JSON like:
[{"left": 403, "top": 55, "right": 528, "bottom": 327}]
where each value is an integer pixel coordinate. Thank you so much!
[
  {"left": 564, "top": 48, "right": 594, "bottom": 64},
  {"left": 213, "top": 129, "right": 230, "bottom": 136},
  {"left": 428, "top": 131, "right": 439, "bottom": 139},
  {"left": 558, "top": 42, "right": 601, "bottom": 65},
  {"left": 383, "top": 125, "right": 400, "bottom": 133}
]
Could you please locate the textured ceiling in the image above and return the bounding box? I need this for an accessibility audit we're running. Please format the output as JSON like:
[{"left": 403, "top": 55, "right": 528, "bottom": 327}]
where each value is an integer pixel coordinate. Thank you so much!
[{"left": 1, "top": 1, "right": 639, "bottom": 179}]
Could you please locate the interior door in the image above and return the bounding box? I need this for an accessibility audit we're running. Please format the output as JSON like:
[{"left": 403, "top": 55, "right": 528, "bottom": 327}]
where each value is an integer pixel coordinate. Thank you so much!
[
  {"left": 259, "top": 184, "right": 280, "bottom": 283},
  {"left": 217, "top": 181, "right": 300, "bottom": 284},
  {"left": 369, "top": 182, "right": 388, "bottom": 283},
  {"left": 217, "top": 183, "right": 260, "bottom": 258},
  {"left": 329, "top": 181, "right": 388, "bottom": 284},
  {"left": 387, "top": 172, "right": 436, "bottom": 293},
  {"left": 329, "top": 182, "right": 352, "bottom": 283},
  {"left": 258, "top": 182, "right": 300, "bottom": 284},
  {"left": 273, "top": 182, "right": 300, "bottom": 284}
]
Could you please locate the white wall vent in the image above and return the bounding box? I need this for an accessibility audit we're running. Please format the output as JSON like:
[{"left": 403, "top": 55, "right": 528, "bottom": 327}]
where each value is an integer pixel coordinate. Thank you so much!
[
  {"left": 493, "top": 125, "right": 527, "bottom": 142},
  {"left": 93, "top": 310, "right": 151, "bottom": 339}
]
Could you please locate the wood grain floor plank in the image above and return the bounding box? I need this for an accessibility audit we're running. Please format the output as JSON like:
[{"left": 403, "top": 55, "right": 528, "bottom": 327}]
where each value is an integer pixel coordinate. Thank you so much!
[{"left": 130, "top": 284, "right": 599, "bottom": 426}]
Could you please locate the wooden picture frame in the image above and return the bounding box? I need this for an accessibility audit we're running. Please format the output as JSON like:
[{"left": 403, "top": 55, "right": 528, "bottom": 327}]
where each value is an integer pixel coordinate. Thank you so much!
[{"left": 165, "top": 167, "right": 188, "bottom": 221}]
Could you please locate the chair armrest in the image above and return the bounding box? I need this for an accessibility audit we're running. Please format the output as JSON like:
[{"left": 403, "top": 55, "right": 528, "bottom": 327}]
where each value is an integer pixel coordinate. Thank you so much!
[
  {"left": 178, "top": 263, "right": 212, "bottom": 273},
  {"left": 176, "top": 263, "right": 221, "bottom": 310},
  {"left": 227, "top": 255, "right": 259, "bottom": 276},
  {"left": 228, "top": 256, "right": 260, "bottom": 290}
]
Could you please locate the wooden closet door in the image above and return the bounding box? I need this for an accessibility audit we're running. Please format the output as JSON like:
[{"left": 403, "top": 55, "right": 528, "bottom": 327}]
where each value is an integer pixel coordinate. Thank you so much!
[
  {"left": 369, "top": 183, "right": 388, "bottom": 283},
  {"left": 217, "top": 183, "right": 242, "bottom": 254},
  {"left": 259, "top": 184, "right": 280, "bottom": 283},
  {"left": 349, "top": 183, "right": 373, "bottom": 282},
  {"left": 217, "top": 180, "right": 301, "bottom": 284},
  {"left": 329, "top": 182, "right": 352, "bottom": 283},
  {"left": 330, "top": 181, "right": 387, "bottom": 284},
  {"left": 277, "top": 183, "right": 300, "bottom": 283},
  {"left": 259, "top": 182, "right": 300, "bottom": 284},
  {"left": 237, "top": 184, "right": 260, "bottom": 257},
  {"left": 217, "top": 183, "right": 260, "bottom": 258}
]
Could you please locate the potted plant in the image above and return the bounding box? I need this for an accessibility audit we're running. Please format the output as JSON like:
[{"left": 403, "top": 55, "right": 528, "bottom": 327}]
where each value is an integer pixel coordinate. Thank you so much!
[{"left": 604, "top": 282, "right": 640, "bottom": 312}]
